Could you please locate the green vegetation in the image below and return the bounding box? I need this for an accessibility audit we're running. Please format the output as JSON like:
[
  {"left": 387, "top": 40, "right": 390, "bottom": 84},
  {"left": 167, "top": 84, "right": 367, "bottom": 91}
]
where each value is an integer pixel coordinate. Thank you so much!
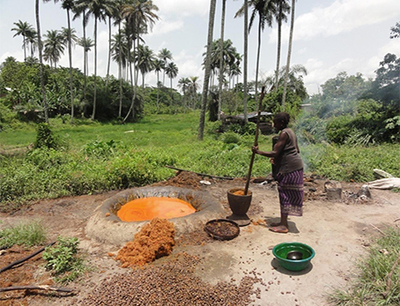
[
  {"left": 0, "top": 221, "right": 47, "bottom": 249},
  {"left": 1, "top": 112, "right": 399, "bottom": 213},
  {"left": 329, "top": 227, "right": 400, "bottom": 305},
  {"left": 43, "top": 236, "right": 87, "bottom": 284}
]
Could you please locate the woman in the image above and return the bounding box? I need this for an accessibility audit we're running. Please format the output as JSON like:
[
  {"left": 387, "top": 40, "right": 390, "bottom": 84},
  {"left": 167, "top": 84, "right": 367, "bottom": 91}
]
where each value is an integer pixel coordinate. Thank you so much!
[{"left": 252, "top": 112, "right": 304, "bottom": 233}]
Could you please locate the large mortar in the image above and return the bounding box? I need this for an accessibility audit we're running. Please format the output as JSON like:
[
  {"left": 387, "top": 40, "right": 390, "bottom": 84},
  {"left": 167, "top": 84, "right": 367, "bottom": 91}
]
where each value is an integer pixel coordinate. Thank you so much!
[{"left": 86, "top": 186, "right": 226, "bottom": 246}]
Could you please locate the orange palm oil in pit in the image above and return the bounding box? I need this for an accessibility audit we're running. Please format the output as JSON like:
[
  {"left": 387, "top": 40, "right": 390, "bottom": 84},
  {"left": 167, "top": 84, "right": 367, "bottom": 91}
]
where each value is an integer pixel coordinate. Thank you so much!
[{"left": 117, "top": 197, "right": 196, "bottom": 222}]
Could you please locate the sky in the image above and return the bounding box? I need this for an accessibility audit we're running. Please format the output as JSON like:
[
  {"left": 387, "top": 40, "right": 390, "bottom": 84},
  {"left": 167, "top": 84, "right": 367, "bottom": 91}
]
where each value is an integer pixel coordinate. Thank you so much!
[{"left": 0, "top": 0, "right": 399, "bottom": 96}]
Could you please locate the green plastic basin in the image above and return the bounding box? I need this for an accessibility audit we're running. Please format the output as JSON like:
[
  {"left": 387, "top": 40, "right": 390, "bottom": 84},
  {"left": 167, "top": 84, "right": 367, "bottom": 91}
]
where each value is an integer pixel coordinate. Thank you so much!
[{"left": 272, "top": 242, "right": 315, "bottom": 271}]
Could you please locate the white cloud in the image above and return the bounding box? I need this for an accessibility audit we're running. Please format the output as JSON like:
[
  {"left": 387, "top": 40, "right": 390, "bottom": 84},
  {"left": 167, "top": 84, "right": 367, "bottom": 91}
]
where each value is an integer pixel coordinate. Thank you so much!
[
  {"left": 150, "top": 18, "right": 184, "bottom": 36},
  {"left": 269, "top": 0, "right": 400, "bottom": 43},
  {"left": 153, "top": 0, "right": 209, "bottom": 17}
]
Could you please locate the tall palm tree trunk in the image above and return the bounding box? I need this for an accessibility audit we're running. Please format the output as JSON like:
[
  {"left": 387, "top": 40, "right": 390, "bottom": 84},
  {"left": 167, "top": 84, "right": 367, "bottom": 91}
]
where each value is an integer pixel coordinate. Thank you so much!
[
  {"left": 156, "top": 71, "right": 160, "bottom": 111},
  {"left": 243, "top": 0, "right": 248, "bottom": 123},
  {"left": 118, "top": 22, "right": 123, "bottom": 118},
  {"left": 282, "top": 0, "right": 295, "bottom": 108},
  {"left": 35, "top": 0, "right": 48, "bottom": 123},
  {"left": 198, "top": 0, "right": 216, "bottom": 140},
  {"left": 67, "top": 9, "right": 74, "bottom": 124},
  {"left": 91, "top": 18, "right": 98, "bottom": 120},
  {"left": 106, "top": 16, "right": 112, "bottom": 86},
  {"left": 274, "top": 3, "right": 283, "bottom": 92},
  {"left": 218, "top": 0, "right": 226, "bottom": 120},
  {"left": 254, "top": 19, "right": 262, "bottom": 107},
  {"left": 82, "top": 11, "right": 87, "bottom": 99}
]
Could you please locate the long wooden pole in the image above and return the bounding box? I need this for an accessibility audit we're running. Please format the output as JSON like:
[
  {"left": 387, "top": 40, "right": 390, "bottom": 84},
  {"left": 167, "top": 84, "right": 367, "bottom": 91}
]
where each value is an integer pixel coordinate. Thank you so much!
[{"left": 244, "top": 86, "right": 266, "bottom": 195}]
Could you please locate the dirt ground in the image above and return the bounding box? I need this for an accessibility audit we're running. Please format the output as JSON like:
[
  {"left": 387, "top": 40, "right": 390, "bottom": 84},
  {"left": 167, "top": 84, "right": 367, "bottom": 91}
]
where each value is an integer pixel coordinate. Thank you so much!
[{"left": 1, "top": 172, "right": 400, "bottom": 306}]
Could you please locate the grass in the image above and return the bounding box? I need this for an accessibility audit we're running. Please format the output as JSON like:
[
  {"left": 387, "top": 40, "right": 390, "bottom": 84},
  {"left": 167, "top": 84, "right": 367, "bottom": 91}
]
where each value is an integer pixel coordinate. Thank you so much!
[
  {"left": 0, "top": 221, "right": 47, "bottom": 249},
  {"left": 0, "top": 112, "right": 399, "bottom": 211},
  {"left": 328, "top": 227, "right": 400, "bottom": 305}
]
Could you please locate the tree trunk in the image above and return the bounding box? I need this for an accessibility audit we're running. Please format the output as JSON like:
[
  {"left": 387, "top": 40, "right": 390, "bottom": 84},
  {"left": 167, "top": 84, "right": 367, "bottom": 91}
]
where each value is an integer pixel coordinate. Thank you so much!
[
  {"left": 198, "top": 0, "right": 217, "bottom": 140},
  {"left": 254, "top": 18, "right": 262, "bottom": 108},
  {"left": 282, "top": 0, "right": 296, "bottom": 108},
  {"left": 35, "top": 0, "right": 48, "bottom": 123},
  {"left": 156, "top": 71, "right": 159, "bottom": 111},
  {"left": 91, "top": 19, "right": 98, "bottom": 120},
  {"left": 243, "top": 0, "right": 248, "bottom": 123},
  {"left": 83, "top": 11, "right": 87, "bottom": 99},
  {"left": 67, "top": 9, "right": 74, "bottom": 124},
  {"left": 118, "top": 22, "right": 122, "bottom": 118},
  {"left": 218, "top": 0, "right": 226, "bottom": 120},
  {"left": 106, "top": 16, "right": 111, "bottom": 87},
  {"left": 274, "top": 3, "right": 283, "bottom": 92}
]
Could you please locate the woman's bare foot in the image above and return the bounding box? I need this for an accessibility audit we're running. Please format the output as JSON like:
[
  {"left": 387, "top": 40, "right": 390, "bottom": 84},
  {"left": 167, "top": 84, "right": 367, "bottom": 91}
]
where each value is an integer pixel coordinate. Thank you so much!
[
  {"left": 268, "top": 222, "right": 282, "bottom": 227},
  {"left": 269, "top": 225, "right": 289, "bottom": 233}
]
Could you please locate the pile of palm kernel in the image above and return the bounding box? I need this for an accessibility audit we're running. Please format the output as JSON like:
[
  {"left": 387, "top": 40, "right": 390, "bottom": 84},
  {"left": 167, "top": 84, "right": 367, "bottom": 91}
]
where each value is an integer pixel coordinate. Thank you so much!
[
  {"left": 80, "top": 252, "right": 262, "bottom": 305},
  {"left": 116, "top": 218, "right": 175, "bottom": 267}
]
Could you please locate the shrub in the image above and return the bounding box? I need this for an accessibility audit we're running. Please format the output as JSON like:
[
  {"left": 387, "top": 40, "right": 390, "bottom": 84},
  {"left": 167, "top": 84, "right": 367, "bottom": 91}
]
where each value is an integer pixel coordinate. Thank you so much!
[
  {"left": 221, "top": 132, "right": 241, "bottom": 144},
  {"left": 35, "top": 123, "right": 60, "bottom": 149}
]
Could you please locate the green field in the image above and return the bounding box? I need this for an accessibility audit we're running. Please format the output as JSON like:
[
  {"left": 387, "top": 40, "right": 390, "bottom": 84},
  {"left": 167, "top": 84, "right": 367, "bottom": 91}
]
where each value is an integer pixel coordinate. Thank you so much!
[{"left": 1, "top": 112, "right": 399, "bottom": 211}]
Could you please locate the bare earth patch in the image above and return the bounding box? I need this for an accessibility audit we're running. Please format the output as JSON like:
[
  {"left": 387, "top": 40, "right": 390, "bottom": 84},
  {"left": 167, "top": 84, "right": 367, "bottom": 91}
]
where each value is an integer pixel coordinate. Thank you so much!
[{"left": 1, "top": 173, "right": 399, "bottom": 305}]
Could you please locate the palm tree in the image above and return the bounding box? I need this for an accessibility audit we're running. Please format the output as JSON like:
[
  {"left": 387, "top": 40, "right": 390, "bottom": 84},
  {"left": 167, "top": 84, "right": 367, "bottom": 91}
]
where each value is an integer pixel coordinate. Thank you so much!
[
  {"left": 45, "top": 0, "right": 76, "bottom": 123},
  {"left": 189, "top": 76, "right": 200, "bottom": 110},
  {"left": 111, "top": 31, "right": 128, "bottom": 117},
  {"left": 158, "top": 48, "right": 172, "bottom": 86},
  {"left": 11, "top": 20, "right": 34, "bottom": 61},
  {"left": 282, "top": 0, "right": 295, "bottom": 107},
  {"left": 243, "top": 0, "right": 249, "bottom": 123},
  {"left": 72, "top": 0, "right": 91, "bottom": 99},
  {"left": 236, "top": 0, "right": 277, "bottom": 103},
  {"left": 75, "top": 0, "right": 115, "bottom": 120},
  {"left": 105, "top": 1, "right": 119, "bottom": 85},
  {"left": 35, "top": 0, "right": 49, "bottom": 122},
  {"left": 198, "top": 0, "right": 217, "bottom": 140},
  {"left": 77, "top": 37, "right": 94, "bottom": 97},
  {"left": 25, "top": 29, "right": 38, "bottom": 58},
  {"left": 136, "top": 44, "right": 155, "bottom": 88},
  {"left": 121, "top": 0, "right": 159, "bottom": 122},
  {"left": 218, "top": 0, "right": 227, "bottom": 120},
  {"left": 178, "top": 77, "right": 190, "bottom": 111},
  {"left": 165, "top": 62, "right": 178, "bottom": 113},
  {"left": 43, "top": 30, "right": 65, "bottom": 68},
  {"left": 274, "top": 0, "right": 290, "bottom": 92},
  {"left": 153, "top": 58, "right": 165, "bottom": 111}
]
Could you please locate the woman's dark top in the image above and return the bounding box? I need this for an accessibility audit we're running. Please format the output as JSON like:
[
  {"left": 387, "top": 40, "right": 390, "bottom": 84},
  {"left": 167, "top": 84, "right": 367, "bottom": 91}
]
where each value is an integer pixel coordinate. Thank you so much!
[{"left": 274, "top": 128, "right": 303, "bottom": 174}]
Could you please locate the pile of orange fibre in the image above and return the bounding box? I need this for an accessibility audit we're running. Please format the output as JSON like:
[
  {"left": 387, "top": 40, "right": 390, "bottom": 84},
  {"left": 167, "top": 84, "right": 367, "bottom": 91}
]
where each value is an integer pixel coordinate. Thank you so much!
[{"left": 116, "top": 218, "right": 175, "bottom": 268}]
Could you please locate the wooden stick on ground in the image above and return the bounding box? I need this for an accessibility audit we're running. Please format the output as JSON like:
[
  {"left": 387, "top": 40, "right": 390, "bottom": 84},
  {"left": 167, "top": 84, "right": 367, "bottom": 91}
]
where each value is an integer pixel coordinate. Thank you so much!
[
  {"left": 0, "top": 241, "right": 56, "bottom": 274},
  {"left": 165, "top": 165, "right": 233, "bottom": 180},
  {"left": 0, "top": 285, "right": 73, "bottom": 293},
  {"left": 370, "top": 223, "right": 385, "bottom": 236}
]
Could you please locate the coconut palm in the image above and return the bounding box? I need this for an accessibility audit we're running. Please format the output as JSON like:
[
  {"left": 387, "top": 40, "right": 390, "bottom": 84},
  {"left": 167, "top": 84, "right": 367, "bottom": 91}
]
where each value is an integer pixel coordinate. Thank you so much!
[
  {"left": 189, "top": 76, "right": 200, "bottom": 110},
  {"left": 35, "top": 0, "right": 49, "bottom": 122},
  {"left": 43, "top": 30, "right": 65, "bottom": 68},
  {"left": 105, "top": 1, "right": 119, "bottom": 84},
  {"left": 273, "top": 0, "right": 290, "bottom": 92},
  {"left": 178, "top": 77, "right": 190, "bottom": 111},
  {"left": 218, "top": 0, "right": 227, "bottom": 120},
  {"left": 75, "top": 0, "right": 115, "bottom": 120},
  {"left": 198, "top": 0, "right": 216, "bottom": 140},
  {"left": 25, "top": 29, "right": 38, "bottom": 58},
  {"left": 153, "top": 58, "right": 165, "bottom": 110},
  {"left": 282, "top": 0, "right": 295, "bottom": 107},
  {"left": 158, "top": 48, "right": 172, "bottom": 86},
  {"left": 165, "top": 62, "right": 178, "bottom": 113},
  {"left": 236, "top": 0, "right": 277, "bottom": 103},
  {"left": 44, "top": 0, "right": 76, "bottom": 122},
  {"left": 121, "top": 0, "right": 159, "bottom": 122},
  {"left": 243, "top": 0, "right": 249, "bottom": 123},
  {"left": 77, "top": 37, "right": 94, "bottom": 97},
  {"left": 11, "top": 20, "right": 34, "bottom": 61},
  {"left": 135, "top": 44, "right": 155, "bottom": 88},
  {"left": 111, "top": 31, "right": 128, "bottom": 117}
]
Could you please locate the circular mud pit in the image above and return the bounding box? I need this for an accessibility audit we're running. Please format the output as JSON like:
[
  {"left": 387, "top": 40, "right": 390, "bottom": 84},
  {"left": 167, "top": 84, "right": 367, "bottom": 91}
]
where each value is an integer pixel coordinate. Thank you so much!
[{"left": 86, "top": 186, "right": 226, "bottom": 246}]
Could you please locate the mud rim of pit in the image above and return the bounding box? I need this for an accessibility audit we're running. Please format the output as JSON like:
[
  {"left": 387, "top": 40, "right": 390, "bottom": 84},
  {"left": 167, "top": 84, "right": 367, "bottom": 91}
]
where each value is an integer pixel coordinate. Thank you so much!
[{"left": 85, "top": 186, "right": 226, "bottom": 246}]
